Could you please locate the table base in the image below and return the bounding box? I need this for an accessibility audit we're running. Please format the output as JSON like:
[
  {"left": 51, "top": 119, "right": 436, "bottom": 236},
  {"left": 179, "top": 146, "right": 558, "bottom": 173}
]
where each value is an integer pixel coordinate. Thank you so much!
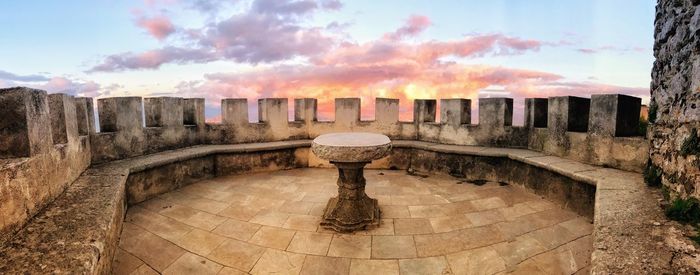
[{"left": 320, "top": 162, "right": 381, "bottom": 232}]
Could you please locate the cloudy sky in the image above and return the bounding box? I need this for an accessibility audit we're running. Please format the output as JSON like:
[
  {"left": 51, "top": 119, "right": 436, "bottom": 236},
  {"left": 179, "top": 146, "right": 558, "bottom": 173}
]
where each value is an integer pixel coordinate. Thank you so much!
[{"left": 0, "top": 0, "right": 655, "bottom": 123}]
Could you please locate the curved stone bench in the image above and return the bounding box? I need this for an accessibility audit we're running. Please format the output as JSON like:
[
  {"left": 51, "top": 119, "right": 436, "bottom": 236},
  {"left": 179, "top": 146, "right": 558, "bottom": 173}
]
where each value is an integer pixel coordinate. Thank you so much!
[{"left": 0, "top": 140, "right": 662, "bottom": 274}]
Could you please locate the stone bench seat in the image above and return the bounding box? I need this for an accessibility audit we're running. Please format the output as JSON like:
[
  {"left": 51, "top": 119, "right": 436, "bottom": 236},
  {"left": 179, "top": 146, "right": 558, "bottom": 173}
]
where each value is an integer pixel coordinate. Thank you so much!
[{"left": 0, "top": 140, "right": 660, "bottom": 274}]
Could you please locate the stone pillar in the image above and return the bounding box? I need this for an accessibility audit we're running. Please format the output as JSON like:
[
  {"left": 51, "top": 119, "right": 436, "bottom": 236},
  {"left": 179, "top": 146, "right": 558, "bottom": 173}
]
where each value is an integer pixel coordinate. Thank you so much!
[
  {"left": 98, "top": 97, "right": 144, "bottom": 132},
  {"left": 440, "top": 98, "right": 471, "bottom": 126},
  {"left": 221, "top": 99, "right": 249, "bottom": 126},
  {"left": 294, "top": 98, "right": 317, "bottom": 123},
  {"left": 548, "top": 96, "right": 590, "bottom": 133},
  {"left": 75, "top": 97, "right": 96, "bottom": 135},
  {"left": 144, "top": 97, "right": 184, "bottom": 127},
  {"left": 183, "top": 98, "right": 205, "bottom": 126},
  {"left": 48, "top": 93, "right": 79, "bottom": 145},
  {"left": 375, "top": 98, "right": 399, "bottom": 123},
  {"left": 589, "top": 94, "right": 642, "bottom": 137},
  {"left": 525, "top": 98, "right": 548, "bottom": 128},
  {"left": 479, "top": 98, "right": 513, "bottom": 127},
  {"left": 413, "top": 99, "right": 436, "bottom": 123},
  {"left": 0, "top": 87, "right": 52, "bottom": 158},
  {"left": 335, "top": 98, "right": 361, "bottom": 126}
]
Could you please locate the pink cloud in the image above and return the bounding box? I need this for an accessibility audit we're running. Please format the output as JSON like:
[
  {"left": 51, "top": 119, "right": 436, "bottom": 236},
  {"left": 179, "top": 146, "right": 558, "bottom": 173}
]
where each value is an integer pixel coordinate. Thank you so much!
[
  {"left": 384, "top": 15, "right": 431, "bottom": 40},
  {"left": 136, "top": 15, "right": 176, "bottom": 40}
]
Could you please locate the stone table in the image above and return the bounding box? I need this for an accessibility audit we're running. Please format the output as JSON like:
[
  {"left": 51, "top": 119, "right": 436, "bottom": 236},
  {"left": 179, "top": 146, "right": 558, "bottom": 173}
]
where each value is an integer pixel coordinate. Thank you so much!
[{"left": 311, "top": 132, "right": 392, "bottom": 232}]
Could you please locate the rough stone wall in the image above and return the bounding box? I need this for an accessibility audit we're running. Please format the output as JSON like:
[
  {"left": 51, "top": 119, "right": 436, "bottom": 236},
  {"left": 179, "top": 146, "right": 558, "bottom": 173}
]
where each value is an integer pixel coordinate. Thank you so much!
[
  {"left": 651, "top": 0, "right": 700, "bottom": 197},
  {"left": 0, "top": 88, "right": 92, "bottom": 246}
]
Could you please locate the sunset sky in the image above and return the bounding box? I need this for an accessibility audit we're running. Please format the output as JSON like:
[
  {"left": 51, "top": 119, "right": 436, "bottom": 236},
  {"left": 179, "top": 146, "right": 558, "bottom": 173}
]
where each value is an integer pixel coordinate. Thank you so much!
[{"left": 0, "top": 0, "right": 655, "bottom": 124}]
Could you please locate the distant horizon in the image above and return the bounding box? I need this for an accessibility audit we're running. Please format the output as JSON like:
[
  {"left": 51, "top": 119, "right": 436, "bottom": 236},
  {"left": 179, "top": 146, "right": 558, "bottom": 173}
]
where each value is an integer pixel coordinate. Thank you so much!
[{"left": 0, "top": 0, "right": 655, "bottom": 124}]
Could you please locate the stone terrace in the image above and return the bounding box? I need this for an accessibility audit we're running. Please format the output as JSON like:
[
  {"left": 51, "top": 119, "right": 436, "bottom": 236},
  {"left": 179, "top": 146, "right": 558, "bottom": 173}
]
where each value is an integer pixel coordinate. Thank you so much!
[{"left": 114, "top": 169, "right": 593, "bottom": 275}]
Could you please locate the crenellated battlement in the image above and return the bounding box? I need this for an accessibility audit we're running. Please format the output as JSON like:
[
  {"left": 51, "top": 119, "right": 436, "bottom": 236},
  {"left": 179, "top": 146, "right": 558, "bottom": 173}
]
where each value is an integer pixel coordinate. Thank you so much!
[{"left": 0, "top": 87, "right": 648, "bottom": 167}]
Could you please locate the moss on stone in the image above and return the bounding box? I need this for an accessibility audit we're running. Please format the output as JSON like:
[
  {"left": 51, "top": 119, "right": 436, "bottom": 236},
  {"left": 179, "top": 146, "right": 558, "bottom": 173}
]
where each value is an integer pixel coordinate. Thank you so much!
[
  {"left": 665, "top": 197, "right": 700, "bottom": 224},
  {"left": 680, "top": 128, "right": 699, "bottom": 157},
  {"left": 644, "top": 160, "right": 663, "bottom": 187}
]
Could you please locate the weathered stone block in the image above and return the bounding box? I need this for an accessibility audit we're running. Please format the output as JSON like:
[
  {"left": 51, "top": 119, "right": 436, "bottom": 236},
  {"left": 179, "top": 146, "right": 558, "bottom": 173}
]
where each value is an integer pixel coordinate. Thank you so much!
[
  {"left": 144, "top": 97, "right": 184, "bottom": 127},
  {"left": 335, "top": 98, "right": 360, "bottom": 126},
  {"left": 222, "top": 99, "right": 249, "bottom": 126},
  {"left": 98, "top": 97, "right": 144, "bottom": 132},
  {"left": 376, "top": 98, "right": 399, "bottom": 123},
  {"left": 589, "top": 94, "right": 642, "bottom": 137},
  {"left": 48, "top": 93, "right": 79, "bottom": 145},
  {"left": 478, "top": 98, "right": 513, "bottom": 127},
  {"left": 414, "top": 99, "right": 436, "bottom": 123},
  {"left": 548, "top": 96, "right": 590, "bottom": 133},
  {"left": 0, "top": 87, "right": 52, "bottom": 158},
  {"left": 440, "top": 98, "right": 471, "bottom": 126},
  {"left": 75, "top": 97, "right": 95, "bottom": 135},
  {"left": 294, "top": 98, "right": 317, "bottom": 122},
  {"left": 525, "top": 98, "right": 548, "bottom": 128},
  {"left": 258, "top": 98, "right": 289, "bottom": 127},
  {"left": 183, "top": 98, "right": 205, "bottom": 126}
]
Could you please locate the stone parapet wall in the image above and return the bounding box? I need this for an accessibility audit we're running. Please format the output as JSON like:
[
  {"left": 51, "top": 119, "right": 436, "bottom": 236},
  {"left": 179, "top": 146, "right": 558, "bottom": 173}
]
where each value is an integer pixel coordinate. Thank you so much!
[
  {"left": 0, "top": 87, "right": 92, "bottom": 245},
  {"left": 651, "top": 0, "right": 700, "bottom": 198},
  {"left": 80, "top": 95, "right": 646, "bottom": 170}
]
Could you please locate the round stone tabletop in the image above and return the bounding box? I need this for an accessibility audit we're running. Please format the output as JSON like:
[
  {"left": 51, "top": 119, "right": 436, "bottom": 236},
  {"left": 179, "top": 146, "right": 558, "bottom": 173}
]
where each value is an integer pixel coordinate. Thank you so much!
[{"left": 311, "top": 132, "right": 392, "bottom": 163}]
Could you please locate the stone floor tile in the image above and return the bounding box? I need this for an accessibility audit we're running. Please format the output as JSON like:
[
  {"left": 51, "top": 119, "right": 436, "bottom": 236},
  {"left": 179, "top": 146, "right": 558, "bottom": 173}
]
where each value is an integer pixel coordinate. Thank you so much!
[
  {"left": 509, "top": 259, "right": 546, "bottom": 275},
  {"left": 527, "top": 225, "right": 578, "bottom": 249},
  {"left": 308, "top": 203, "right": 327, "bottom": 216},
  {"left": 283, "top": 214, "right": 321, "bottom": 231},
  {"left": 349, "top": 259, "right": 399, "bottom": 275},
  {"left": 207, "top": 239, "right": 266, "bottom": 272},
  {"left": 287, "top": 231, "right": 333, "bottom": 255},
  {"left": 465, "top": 209, "right": 506, "bottom": 227},
  {"left": 327, "top": 234, "right": 372, "bottom": 259},
  {"left": 494, "top": 217, "right": 538, "bottom": 241},
  {"left": 178, "top": 197, "right": 229, "bottom": 213},
  {"left": 249, "top": 210, "right": 291, "bottom": 227},
  {"left": 112, "top": 248, "right": 143, "bottom": 275},
  {"left": 371, "top": 235, "right": 417, "bottom": 259},
  {"left": 531, "top": 248, "right": 579, "bottom": 274},
  {"left": 394, "top": 218, "right": 433, "bottom": 235},
  {"left": 380, "top": 205, "right": 411, "bottom": 218},
  {"left": 470, "top": 197, "right": 508, "bottom": 211},
  {"left": 119, "top": 223, "right": 186, "bottom": 272},
  {"left": 446, "top": 246, "right": 506, "bottom": 275},
  {"left": 183, "top": 211, "right": 227, "bottom": 231},
  {"left": 492, "top": 235, "right": 548, "bottom": 270},
  {"left": 429, "top": 214, "right": 472, "bottom": 233},
  {"left": 300, "top": 255, "right": 351, "bottom": 275},
  {"left": 413, "top": 231, "right": 466, "bottom": 257},
  {"left": 131, "top": 264, "right": 160, "bottom": 275},
  {"left": 248, "top": 226, "right": 296, "bottom": 250},
  {"left": 498, "top": 203, "right": 538, "bottom": 221},
  {"left": 217, "top": 267, "right": 249, "bottom": 275},
  {"left": 250, "top": 249, "right": 306, "bottom": 275},
  {"left": 163, "top": 252, "right": 222, "bottom": 275},
  {"left": 525, "top": 200, "right": 556, "bottom": 212},
  {"left": 459, "top": 225, "right": 507, "bottom": 250},
  {"left": 218, "top": 205, "right": 260, "bottom": 221},
  {"left": 356, "top": 218, "right": 395, "bottom": 235},
  {"left": 138, "top": 197, "right": 173, "bottom": 212},
  {"left": 399, "top": 256, "right": 452, "bottom": 275},
  {"left": 278, "top": 201, "right": 316, "bottom": 215},
  {"left": 125, "top": 207, "right": 194, "bottom": 242},
  {"left": 159, "top": 204, "right": 199, "bottom": 221},
  {"left": 212, "top": 218, "right": 261, "bottom": 241},
  {"left": 174, "top": 228, "right": 227, "bottom": 255},
  {"left": 558, "top": 217, "right": 594, "bottom": 237}
]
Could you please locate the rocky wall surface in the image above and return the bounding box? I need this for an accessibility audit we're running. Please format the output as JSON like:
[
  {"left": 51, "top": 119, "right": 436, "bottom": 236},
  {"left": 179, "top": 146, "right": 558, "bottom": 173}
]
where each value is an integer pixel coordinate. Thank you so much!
[{"left": 651, "top": 0, "right": 700, "bottom": 197}]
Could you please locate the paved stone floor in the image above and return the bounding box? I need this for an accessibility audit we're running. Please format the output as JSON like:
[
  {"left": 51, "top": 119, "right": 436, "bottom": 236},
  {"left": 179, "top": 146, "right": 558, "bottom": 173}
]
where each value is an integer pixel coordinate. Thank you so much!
[{"left": 113, "top": 168, "right": 593, "bottom": 275}]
